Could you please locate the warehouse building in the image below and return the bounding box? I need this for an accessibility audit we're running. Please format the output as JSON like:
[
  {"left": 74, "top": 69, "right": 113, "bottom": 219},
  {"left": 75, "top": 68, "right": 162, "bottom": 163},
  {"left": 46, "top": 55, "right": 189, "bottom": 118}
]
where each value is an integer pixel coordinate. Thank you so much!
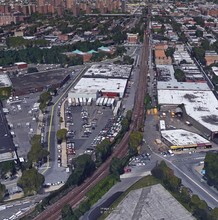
[
  {"left": 68, "top": 64, "right": 132, "bottom": 101},
  {"left": 158, "top": 89, "right": 218, "bottom": 140},
  {"left": 157, "top": 65, "right": 218, "bottom": 141},
  {"left": 83, "top": 64, "right": 132, "bottom": 79},
  {"left": 11, "top": 69, "right": 70, "bottom": 96},
  {"left": 0, "top": 74, "right": 12, "bottom": 99},
  {"left": 0, "top": 101, "right": 17, "bottom": 162},
  {"left": 69, "top": 77, "right": 128, "bottom": 100},
  {"left": 161, "top": 129, "right": 212, "bottom": 150}
]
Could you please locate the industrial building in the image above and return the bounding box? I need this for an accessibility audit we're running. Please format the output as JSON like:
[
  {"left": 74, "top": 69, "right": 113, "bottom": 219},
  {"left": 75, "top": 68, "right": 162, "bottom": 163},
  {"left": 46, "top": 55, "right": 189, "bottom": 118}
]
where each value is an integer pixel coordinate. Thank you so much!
[
  {"left": 83, "top": 64, "right": 132, "bottom": 79},
  {"left": 158, "top": 89, "right": 218, "bottom": 140},
  {"left": 161, "top": 129, "right": 212, "bottom": 150},
  {"left": 0, "top": 74, "right": 12, "bottom": 98},
  {"left": 10, "top": 69, "right": 70, "bottom": 96},
  {"left": 68, "top": 64, "right": 132, "bottom": 101},
  {"left": 69, "top": 77, "right": 128, "bottom": 100},
  {"left": 106, "top": 184, "right": 194, "bottom": 220},
  {"left": 0, "top": 101, "right": 17, "bottom": 162},
  {"left": 157, "top": 65, "right": 218, "bottom": 140}
]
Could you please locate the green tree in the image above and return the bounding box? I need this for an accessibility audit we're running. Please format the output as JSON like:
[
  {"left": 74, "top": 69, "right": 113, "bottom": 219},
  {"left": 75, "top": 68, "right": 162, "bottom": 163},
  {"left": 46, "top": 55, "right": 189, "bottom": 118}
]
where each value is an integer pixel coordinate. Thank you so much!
[
  {"left": 110, "top": 157, "right": 124, "bottom": 179},
  {"left": 174, "top": 69, "right": 186, "bottom": 82},
  {"left": 180, "top": 187, "right": 191, "bottom": 204},
  {"left": 67, "top": 154, "right": 95, "bottom": 186},
  {"left": 39, "top": 91, "right": 52, "bottom": 112},
  {"left": 194, "top": 17, "right": 205, "bottom": 27},
  {"left": 27, "top": 135, "right": 49, "bottom": 166},
  {"left": 17, "top": 168, "right": 44, "bottom": 196},
  {"left": 165, "top": 47, "right": 175, "bottom": 58},
  {"left": 151, "top": 161, "right": 181, "bottom": 192},
  {"left": 56, "top": 128, "right": 68, "bottom": 143},
  {"left": 61, "top": 204, "right": 74, "bottom": 220},
  {"left": 0, "top": 182, "right": 6, "bottom": 202},
  {"left": 195, "top": 30, "right": 203, "bottom": 38},
  {"left": 27, "top": 67, "right": 38, "bottom": 73},
  {"left": 201, "top": 39, "right": 210, "bottom": 51},
  {"left": 123, "top": 55, "right": 134, "bottom": 65},
  {"left": 129, "top": 131, "right": 143, "bottom": 155},
  {"left": 126, "top": 110, "right": 132, "bottom": 123},
  {"left": 193, "top": 47, "right": 206, "bottom": 65},
  {"left": 116, "top": 46, "right": 127, "bottom": 56},
  {"left": 95, "top": 139, "right": 112, "bottom": 165},
  {"left": 0, "top": 161, "right": 16, "bottom": 179},
  {"left": 211, "top": 208, "right": 218, "bottom": 220},
  {"left": 204, "top": 152, "right": 218, "bottom": 189},
  {"left": 121, "top": 118, "right": 129, "bottom": 132}
]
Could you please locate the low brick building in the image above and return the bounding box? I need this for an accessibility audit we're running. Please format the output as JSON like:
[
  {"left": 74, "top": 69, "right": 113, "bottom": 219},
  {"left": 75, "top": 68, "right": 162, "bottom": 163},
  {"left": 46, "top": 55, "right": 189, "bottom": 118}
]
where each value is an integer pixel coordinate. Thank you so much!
[
  {"left": 205, "top": 51, "right": 218, "bottom": 66},
  {"left": 127, "top": 33, "right": 139, "bottom": 44},
  {"left": 155, "top": 49, "right": 172, "bottom": 65}
]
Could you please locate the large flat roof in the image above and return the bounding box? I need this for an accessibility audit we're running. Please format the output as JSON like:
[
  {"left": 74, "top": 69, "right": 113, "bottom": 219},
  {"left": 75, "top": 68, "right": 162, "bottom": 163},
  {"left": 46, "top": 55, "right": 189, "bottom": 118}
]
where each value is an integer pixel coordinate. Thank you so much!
[
  {"left": 158, "top": 89, "right": 218, "bottom": 133},
  {"left": 157, "top": 65, "right": 210, "bottom": 91},
  {"left": 70, "top": 77, "right": 127, "bottom": 97},
  {"left": 0, "top": 74, "right": 12, "bottom": 88},
  {"left": 83, "top": 64, "right": 132, "bottom": 79},
  {"left": 10, "top": 69, "right": 70, "bottom": 95},
  {"left": 161, "top": 129, "right": 211, "bottom": 146},
  {"left": 106, "top": 184, "right": 194, "bottom": 220},
  {"left": 0, "top": 102, "right": 15, "bottom": 157}
]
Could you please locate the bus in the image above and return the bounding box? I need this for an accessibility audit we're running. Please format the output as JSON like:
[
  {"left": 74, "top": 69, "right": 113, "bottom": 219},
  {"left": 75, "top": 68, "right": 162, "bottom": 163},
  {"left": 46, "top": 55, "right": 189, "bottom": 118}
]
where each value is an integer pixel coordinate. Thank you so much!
[{"left": 159, "top": 120, "right": 166, "bottom": 131}]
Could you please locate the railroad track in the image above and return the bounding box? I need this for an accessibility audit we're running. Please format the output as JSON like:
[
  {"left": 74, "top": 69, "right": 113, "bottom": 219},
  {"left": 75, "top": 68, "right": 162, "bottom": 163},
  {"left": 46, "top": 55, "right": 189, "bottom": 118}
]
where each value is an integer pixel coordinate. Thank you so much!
[{"left": 32, "top": 9, "right": 151, "bottom": 220}]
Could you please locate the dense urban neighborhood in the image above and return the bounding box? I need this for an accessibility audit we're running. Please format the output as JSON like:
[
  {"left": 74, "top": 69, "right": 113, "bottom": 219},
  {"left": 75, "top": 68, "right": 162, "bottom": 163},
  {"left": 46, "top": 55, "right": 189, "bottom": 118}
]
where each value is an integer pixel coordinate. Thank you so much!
[{"left": 0, "top": 0, "right": 218, "bottom": 220}]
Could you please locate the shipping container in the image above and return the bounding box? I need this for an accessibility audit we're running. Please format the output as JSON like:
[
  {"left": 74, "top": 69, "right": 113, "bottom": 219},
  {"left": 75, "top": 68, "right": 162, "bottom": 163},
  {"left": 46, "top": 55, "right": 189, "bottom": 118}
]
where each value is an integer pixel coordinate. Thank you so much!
[
  {"left": 82, "top": 97, "right": 87, "bottom": 105},
  {"left": 79, "top": 98, "right": 83, "bottom": 106},
  {"left": 107, "top": 98, "right": 112, "bottom": 107},
  {"left": 68, "top": 98, "right": 72, "bottom": 106},
  {"left": 96, "top": 98, "right": 100, "bottom": 106},
  {"left": 87, "top": 98, "right": 92, "bottom": 105},
  {"left": 75, "top": 98, "right": 79, "bottom": 106},
  {"left": 99, "top": 98, "right": 104, "bottom": 106},
  {"left": 72, "top": 98, "right": 76, "bottom": 106},
  {"left": 103, "top": 97, "right": 108, "bottom": 106}
]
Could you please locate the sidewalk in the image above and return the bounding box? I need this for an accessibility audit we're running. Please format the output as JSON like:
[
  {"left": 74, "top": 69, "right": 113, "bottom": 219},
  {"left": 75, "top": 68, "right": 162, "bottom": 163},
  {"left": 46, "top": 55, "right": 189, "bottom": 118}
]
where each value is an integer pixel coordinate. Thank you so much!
[
  {"left": 60, "top": 99, "right": 68, "bottom": 168},
  {"left": 36, "top": 112, "right": 44, "bottom": 135}
]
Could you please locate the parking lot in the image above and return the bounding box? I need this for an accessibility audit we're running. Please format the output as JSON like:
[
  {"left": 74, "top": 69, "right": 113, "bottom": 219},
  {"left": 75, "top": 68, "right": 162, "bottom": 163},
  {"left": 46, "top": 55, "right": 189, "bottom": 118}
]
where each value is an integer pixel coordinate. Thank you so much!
[
  {"left": 144, "top": 109, "right": 209, "bottom": 153},
  {"left": 64, "top": 104, "right": 112, "bottom": 155},
  {"left": 62, "top": 101, "right": 125, "bottom": 163},
  {"left": 4, "top": 94, "right": 41, "bottom": 158}
]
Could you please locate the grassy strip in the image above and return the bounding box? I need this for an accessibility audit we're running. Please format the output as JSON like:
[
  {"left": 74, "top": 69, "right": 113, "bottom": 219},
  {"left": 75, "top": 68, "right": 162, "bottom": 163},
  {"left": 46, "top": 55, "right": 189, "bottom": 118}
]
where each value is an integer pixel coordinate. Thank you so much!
[
  {"left": 99, "top": 175, "right": 160, "bottom": 220},
  {"left": 87, "top": 174, "right": 118, "bottom": 207},
  {"left": 68, "top": 174, "right": 118, "bottom": 220}
]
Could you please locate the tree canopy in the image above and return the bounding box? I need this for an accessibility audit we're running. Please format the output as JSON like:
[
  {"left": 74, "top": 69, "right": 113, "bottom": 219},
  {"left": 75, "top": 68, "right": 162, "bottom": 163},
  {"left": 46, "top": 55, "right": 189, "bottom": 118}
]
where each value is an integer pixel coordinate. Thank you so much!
[
  {"left": 128, "top": 131, "right": 143, "bottom": 156},
  {"left": 174, "top": 69, "right": 186, "bottom": 82},
  {"left": 0, "top": 161, "right": 16, "bottom": 179},
  {"left": 95, "top": 139, "right": 112, "bottom": 166},
  {"left": 27, "top": 135, "right": 49, "bottom": 166},
  {"left": 67, "top": 154, "right": 96, "bottom": 186},
  {"left": 0, "top": 182, "right": 6, "bottom": 202},
  {"left": 39, "top": 91, "right": 52, "bottom": 112},
  {"left": 204, "top": 152, "right": 218, "bottom": 189},
  {"left": 56, "top": 128, "right": 68, "bottom": 143},
  {"left": 17, "top": 168, "right": 44, "bottom": 196}
]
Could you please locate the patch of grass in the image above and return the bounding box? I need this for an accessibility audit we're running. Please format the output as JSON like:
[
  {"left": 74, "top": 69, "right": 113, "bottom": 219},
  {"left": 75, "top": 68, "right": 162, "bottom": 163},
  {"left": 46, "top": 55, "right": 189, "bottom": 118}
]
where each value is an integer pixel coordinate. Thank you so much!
[{"left": 99, "top": 175, "right": 160, "bottom": 220}]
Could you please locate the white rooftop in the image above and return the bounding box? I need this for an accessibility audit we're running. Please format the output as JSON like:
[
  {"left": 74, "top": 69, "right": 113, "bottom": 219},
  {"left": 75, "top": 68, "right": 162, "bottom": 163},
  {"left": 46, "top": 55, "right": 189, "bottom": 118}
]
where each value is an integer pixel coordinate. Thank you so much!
[
  {"left": 157, "top": 65, "right": 210, "bottom": 91},
  {"left": 212, "top": 67, "right": 218, "bottom": 77},
  {"left": 161, "top": 129, "right": 211, "bottom": 146},
  {"left": 158, "top": 89, "right": 218, "bottom": 132},
  {"left": 84, "top": 64, "right": 132, "bottom": 79},
  {"left": 70, "top": 77, "right": 127, "bottom": 97},
  {"left": 0, "top": 74, "right": 12, "bottom": 88}
]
